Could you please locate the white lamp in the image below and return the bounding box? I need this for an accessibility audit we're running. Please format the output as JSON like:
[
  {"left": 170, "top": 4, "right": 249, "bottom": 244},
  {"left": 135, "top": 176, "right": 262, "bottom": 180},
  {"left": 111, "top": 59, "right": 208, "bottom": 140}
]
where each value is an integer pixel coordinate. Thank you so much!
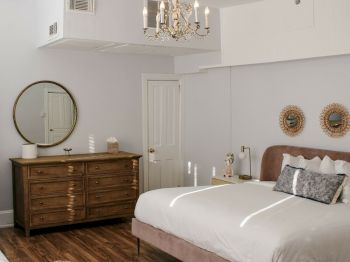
[{"left": 239, "top": 146, "right": 252, "bottom": 180}]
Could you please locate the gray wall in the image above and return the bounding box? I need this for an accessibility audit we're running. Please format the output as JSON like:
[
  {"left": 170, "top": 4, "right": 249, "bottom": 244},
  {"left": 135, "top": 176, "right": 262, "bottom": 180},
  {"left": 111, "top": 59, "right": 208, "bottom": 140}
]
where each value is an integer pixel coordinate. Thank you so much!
[
  {"left": 0, "top": 0, "right": 174, "bottom": 211},
  {"left": 183, "top": 55, "right": 350, "bottom": 185}
]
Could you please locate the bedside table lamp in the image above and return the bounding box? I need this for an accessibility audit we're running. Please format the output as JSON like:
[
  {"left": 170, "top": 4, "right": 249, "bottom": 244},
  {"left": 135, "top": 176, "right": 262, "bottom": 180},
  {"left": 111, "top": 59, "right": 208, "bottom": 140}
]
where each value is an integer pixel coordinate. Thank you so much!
[{"left": 239, "top": 146, "right": 252, "bottom": 180}]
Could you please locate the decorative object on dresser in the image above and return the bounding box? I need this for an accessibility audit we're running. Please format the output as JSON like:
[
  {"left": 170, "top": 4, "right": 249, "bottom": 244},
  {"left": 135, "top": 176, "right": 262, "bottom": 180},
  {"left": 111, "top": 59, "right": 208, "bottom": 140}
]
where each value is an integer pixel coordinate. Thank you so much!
[
  {"left": 279, "top": 105, "right": 305, "bottom": 137},
  {"left": 10, "top": 151, "right": 141, "bottom": 237},
  {"left": 13, "top": 81, "right": 78, "bottom": 147},
  {"left": 223, "top": 153, "right": 234, "bottom": 177},
  {"left": 21, "top": 143, "right": 38, "bottom": 159},
  {"left": 106, "top": 137, "right": 119, "bottom": 154},
  {"left": 320, "top": 103, "right": 350, "bottom": 138},
  {"left": 238, "top": 146, "right": 252, "bottom": 180}
]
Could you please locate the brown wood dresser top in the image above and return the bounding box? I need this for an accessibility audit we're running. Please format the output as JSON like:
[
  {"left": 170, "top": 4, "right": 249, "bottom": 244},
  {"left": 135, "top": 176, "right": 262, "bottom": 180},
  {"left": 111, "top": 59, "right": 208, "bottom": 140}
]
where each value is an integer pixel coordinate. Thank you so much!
[{"left": 10, "top": 151, "right": 142, "bottom": 165}]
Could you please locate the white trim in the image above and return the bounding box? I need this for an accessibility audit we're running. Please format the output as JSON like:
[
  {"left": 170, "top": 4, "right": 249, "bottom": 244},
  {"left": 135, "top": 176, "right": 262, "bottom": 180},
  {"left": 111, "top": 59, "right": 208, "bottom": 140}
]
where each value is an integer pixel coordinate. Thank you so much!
[
  {"left": 142, "top": 74, "right": 184, "bottom": 192},
  {"left": 0, "top": 210, "right": 14, "bottom": 228}
]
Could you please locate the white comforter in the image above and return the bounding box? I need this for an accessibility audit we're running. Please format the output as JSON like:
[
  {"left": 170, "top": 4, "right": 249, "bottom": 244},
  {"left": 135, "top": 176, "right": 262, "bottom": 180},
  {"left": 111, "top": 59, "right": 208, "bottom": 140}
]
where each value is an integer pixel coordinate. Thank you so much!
[{"left": 135, "top": 182, "right": 350, "bottom": 262}]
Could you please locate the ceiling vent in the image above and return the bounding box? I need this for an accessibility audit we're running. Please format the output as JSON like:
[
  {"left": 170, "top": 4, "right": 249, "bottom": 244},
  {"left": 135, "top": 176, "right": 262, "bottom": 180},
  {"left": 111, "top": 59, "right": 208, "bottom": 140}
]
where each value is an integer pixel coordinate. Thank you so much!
[{"left": 67, "top": 0, "right": 95, "bottom": 13}]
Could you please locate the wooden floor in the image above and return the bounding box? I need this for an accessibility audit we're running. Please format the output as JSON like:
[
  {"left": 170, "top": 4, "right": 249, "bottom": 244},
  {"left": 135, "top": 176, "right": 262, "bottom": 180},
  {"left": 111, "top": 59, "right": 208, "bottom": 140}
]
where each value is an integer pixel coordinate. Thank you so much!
[{"left": 0, "top": 219, "right": 180, "bottom": 262}]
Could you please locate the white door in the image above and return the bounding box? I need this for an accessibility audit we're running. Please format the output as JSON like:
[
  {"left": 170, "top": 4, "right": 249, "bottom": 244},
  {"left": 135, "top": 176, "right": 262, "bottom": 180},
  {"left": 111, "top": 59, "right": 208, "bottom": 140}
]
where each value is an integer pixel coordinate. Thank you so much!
[
  {"left": 144, "top": 79, "right": 182, "bottom": 191},
  {"left": 47, "top": 91, "right": 74, "bottom": 144}
]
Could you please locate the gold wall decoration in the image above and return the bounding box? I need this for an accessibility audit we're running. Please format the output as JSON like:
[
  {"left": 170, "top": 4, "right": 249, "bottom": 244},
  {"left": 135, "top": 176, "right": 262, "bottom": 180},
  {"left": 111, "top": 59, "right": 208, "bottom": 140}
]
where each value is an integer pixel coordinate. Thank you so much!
[
  {"left": 279, "top": 105, "right": 305, "bottom": 137},
  {"left": 320, "top": 103, "right": 350, "bottom": 138}
]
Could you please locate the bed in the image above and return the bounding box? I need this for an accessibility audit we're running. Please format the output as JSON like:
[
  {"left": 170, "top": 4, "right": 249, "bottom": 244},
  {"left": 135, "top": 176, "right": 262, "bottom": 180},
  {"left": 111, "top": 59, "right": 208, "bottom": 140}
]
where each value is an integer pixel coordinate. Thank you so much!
[{"left": 132, "top": 145, "right": 350, "bottom": 262}]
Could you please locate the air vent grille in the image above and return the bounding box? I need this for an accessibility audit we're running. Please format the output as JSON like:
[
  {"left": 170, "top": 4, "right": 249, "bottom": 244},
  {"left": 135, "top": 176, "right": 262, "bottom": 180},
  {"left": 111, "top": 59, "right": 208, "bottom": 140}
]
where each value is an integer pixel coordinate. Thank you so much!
[
  {"left": 49, "top": 22, "right": 58, "bottom": 37},
  {"left": 68, "top": 0, "right": 95, "bottom": 13}
]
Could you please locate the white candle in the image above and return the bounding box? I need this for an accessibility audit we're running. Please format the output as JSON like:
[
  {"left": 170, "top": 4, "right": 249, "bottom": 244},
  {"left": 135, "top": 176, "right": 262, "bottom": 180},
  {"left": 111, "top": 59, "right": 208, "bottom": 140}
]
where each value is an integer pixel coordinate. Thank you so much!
[
  {"left": 212, "top": 166, "right": 216, "bottom": 177},
  {"left": 156, "top": 12, "right": 160, "bottom": 33},
  {"left": 188, "top": 161, "right": 192, "bottom": 175},
  {"left": 160, "top": 1, "right": 165, "bottom": 24},
  {"left": 205, "top": 6, "right": 210, "bottom": 28},
  {"left": 143, "top": 7, "right": 148, "bottom": 29},
  {"left": 194, "top": 1, "right": 199, "bottom": 23},
  {"left": 194, "top": 164, "right": 198, "bottom": 187}
]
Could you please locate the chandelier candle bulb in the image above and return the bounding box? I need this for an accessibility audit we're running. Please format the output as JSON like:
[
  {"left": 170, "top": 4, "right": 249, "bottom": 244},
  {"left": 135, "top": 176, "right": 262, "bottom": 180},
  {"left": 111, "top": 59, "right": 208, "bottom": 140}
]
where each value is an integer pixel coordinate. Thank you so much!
[
  {"left": 194, "top": 1, "right": 199, "bottom": 23},
  {"left": 205, "top": 6, "right": 210, "bottom": 28},
  {"left": 143, "top": 7, "right": 148, "bottom": 29},
  {"left": 160, "top": 1, "right": 165, "bottom": 24}
]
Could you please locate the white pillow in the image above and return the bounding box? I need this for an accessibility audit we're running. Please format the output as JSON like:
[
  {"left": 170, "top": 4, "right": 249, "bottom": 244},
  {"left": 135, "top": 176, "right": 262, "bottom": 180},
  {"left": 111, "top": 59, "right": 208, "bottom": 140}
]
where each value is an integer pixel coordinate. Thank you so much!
[
  {"left": 319, "top": 155, "right": 336, "bottom": 175},
  {"left": 335, "top": 160, "right": 350, "bottom": 204},
  {"left": 304, "top": 156, "right": 322, "bottom": 173},
  {"left": 281, "top": 154, "right": 306, "bottom": 171},
  {"left": 281, "top": 154, "right": 321, "bottom": 172}
]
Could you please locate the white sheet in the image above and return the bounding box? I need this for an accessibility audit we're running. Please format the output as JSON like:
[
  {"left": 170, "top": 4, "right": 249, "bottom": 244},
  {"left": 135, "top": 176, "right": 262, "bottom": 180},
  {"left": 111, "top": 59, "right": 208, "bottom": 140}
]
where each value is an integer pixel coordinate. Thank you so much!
[{"left": 135, "top": 182, "right": 350, "bottom": 262}]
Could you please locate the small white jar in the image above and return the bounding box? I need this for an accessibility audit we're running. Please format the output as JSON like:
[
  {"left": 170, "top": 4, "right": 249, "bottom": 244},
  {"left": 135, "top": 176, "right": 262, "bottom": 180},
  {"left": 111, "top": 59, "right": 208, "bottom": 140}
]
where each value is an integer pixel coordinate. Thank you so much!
[{"left": 22, "top": 144, "right": 38, "bottom": 159}]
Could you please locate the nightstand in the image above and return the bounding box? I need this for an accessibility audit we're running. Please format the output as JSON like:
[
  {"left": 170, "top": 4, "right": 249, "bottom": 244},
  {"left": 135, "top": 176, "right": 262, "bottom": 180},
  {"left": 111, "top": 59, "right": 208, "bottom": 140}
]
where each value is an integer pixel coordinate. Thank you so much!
[{"left": 211, "top": 175, "right": 257, "bottom": 185}]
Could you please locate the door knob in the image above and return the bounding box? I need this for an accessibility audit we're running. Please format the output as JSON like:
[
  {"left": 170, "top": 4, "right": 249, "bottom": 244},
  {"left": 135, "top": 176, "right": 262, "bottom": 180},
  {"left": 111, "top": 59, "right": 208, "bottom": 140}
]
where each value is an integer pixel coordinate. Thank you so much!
[{"left": 149, "top": 148, "right": 155, "bottom": 153}]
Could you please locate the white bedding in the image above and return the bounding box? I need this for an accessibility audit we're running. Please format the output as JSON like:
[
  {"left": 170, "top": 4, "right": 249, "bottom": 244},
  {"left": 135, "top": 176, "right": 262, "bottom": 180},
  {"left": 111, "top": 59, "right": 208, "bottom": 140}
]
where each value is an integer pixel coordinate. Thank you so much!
[{"left": 135, "top": 182, "right": 350, "bottom": 262}]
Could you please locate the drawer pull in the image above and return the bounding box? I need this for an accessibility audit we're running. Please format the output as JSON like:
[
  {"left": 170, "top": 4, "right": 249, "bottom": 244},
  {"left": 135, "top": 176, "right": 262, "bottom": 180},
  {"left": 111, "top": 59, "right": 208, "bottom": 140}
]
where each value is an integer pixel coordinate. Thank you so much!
[
  {"left": 124, "top": 193, "right": 129, "bottom": 196},
  {"left": 95, "top": 166, "right": 100, "bottom": 170},
  {"left": 40, "top": 216, "right": 44, "bottom": 221},
  {"left": 37, "top": 171, "right": 43, "bottom": 175},
  {"left": 95, "top": 195, "right": 104, "bottom": 199},
  {"left": 39, "top": 202, "right": 44, "bottom": 206},
  {"left": 95, "top": 181, "right": 100, "bottom": 184}
]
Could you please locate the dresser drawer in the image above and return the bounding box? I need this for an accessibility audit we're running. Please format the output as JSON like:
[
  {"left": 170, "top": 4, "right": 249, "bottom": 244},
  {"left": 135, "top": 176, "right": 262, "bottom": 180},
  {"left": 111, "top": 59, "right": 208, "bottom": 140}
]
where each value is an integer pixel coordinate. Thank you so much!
[
  {"left": 87, "top": 202, "right": 135, "bottom": 219},
  {"left": 30, "top": 179, "right": 83, "bottom": 196},
  {"left": 30, "top": 163, "right": 83, "bottom": 179},
  {"left": 31, "top": 209, "right": 85, "bottom": 227},
  {"left": 87, "top": 188, "right": 136, "bottom": 206},
  {"left": 31, "top": 194, "right": 84, "bottom": 211},
  {"left": 88, "top": 175, "right": 135, "bottom": 191},
  {"left": 87, "top": 160, "right": 132, "bottom": 174}
]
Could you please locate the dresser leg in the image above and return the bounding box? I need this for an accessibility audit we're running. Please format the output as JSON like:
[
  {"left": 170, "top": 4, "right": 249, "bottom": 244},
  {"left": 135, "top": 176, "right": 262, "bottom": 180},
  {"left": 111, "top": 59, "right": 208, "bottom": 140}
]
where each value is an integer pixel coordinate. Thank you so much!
[
  {"left": 137, "top": 238, "right": 140, "bottom": 256},
  {"left": 25, "top": 229, "right": 30, "bottom": 237}
]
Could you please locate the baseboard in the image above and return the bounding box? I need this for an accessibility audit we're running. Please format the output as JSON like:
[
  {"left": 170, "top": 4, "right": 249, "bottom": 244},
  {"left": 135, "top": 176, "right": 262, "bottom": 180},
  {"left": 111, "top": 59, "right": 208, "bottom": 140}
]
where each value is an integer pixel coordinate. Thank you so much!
[{"left": 0, "top": 210, "right": 14, "bottom": 228}]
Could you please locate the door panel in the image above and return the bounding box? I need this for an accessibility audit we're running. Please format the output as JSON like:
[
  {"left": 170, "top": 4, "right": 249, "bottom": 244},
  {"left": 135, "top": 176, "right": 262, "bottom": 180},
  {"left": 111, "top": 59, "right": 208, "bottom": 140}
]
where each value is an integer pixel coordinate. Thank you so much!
[
  {"left": 47, "top": 92, "right": 74, "bottom": 144},
  {"left": 147, "top": 80, "right": 182, "bottom": 190}
]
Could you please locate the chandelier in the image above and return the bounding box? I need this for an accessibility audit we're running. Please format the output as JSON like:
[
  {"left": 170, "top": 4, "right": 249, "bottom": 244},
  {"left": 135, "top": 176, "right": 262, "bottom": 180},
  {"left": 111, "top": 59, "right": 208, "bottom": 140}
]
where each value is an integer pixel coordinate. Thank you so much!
[{"left": 142, "top": 0, "right": 210, "bottom": 41}]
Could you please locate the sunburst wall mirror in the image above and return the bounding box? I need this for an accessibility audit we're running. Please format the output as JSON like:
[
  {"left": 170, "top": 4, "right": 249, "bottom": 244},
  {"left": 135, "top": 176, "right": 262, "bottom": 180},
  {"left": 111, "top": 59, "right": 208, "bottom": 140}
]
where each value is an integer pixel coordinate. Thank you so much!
[
  {"left": 320, "top": 103, "right": 350, "bottom": 138},
  {"left": 279, "top": 105, "right": 305, "bottom": 137}
]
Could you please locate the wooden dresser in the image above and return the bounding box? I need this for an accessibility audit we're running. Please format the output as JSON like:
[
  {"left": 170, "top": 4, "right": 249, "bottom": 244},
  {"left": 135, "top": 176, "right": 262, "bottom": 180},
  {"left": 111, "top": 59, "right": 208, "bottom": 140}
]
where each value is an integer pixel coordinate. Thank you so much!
[{"left": 10, "top": 152, "right": 142, "bottom": 236}]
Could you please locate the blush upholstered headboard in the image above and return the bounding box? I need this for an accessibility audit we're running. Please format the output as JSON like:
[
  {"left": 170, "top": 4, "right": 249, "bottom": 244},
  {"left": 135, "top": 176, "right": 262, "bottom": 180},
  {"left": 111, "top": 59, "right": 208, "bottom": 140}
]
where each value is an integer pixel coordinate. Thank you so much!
[{"left": 260, "top": 145, "right": 350, "bottom": 181}]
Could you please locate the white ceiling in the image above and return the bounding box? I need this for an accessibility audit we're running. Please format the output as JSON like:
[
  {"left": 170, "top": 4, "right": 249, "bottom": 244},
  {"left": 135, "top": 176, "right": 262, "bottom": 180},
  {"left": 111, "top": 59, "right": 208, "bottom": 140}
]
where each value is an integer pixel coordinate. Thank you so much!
[{"left": 199, "top": 0, "right": 261, "bottom": 8}]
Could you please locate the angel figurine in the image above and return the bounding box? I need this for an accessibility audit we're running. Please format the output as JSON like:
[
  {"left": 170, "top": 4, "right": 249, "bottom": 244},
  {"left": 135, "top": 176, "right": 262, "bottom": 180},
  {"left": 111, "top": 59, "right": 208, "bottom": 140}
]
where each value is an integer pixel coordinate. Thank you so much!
[{"left": 223, "top": 153, "right": 234, "bottom": 177}]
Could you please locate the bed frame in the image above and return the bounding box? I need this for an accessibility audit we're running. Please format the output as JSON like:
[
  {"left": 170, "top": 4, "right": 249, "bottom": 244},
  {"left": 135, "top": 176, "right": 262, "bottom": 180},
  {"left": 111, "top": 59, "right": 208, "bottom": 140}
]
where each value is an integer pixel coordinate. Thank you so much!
[{"left": 132, "top": 145, "right": 350, "bottom": 262}]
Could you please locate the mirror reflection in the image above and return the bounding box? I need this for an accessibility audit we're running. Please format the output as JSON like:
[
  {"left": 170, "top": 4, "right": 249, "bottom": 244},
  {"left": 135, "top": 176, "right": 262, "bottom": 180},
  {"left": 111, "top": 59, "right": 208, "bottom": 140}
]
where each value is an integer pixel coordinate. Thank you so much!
[
  {"left": 328, "top": 113, "right": 342, "bottom": 128},
  {"left": 14, "top": 81, "right": 77, "bottom": 147},
  {"left": 286, "top": 114, "right": 298, "bottom": 128}
]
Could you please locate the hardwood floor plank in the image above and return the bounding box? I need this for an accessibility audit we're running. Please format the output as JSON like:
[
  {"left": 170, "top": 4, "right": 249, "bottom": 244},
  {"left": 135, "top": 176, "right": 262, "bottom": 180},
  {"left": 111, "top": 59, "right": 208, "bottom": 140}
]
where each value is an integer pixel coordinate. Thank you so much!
[{"left": 0, "top": 221, "right": 180, "bottom": 262}]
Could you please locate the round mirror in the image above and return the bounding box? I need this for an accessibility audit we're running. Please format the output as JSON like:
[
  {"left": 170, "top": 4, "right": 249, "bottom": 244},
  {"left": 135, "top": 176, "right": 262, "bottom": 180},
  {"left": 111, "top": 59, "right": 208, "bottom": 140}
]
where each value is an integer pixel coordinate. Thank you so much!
[
  {"left": 286, "top": 113, "right": 298, "bottom": 128},
  {"left": 279, "top": 105, "right": 305, "bottom": 137},
  {"left": 321, "top": 103, "right": 349, "bottom": 138},
  {"left": 328, "top": 113, "right": 342, "bottom": 128},
  {"left": 13, "top": 81, "right": 78, "bottom": 147}
]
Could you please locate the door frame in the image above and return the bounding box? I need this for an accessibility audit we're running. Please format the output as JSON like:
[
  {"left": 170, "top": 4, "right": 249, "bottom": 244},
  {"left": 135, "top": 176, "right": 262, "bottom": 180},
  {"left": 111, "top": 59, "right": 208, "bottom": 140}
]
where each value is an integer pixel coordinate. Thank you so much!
[{"left": 142, "top": 74, "right": 184, "bottom": 192}]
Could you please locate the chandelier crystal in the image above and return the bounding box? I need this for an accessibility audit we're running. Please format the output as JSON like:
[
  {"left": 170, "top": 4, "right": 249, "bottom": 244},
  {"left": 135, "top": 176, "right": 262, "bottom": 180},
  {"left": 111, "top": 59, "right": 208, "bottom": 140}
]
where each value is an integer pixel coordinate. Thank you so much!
[{"left": 142, "top": 0, "right": 210, "bottom": 41}]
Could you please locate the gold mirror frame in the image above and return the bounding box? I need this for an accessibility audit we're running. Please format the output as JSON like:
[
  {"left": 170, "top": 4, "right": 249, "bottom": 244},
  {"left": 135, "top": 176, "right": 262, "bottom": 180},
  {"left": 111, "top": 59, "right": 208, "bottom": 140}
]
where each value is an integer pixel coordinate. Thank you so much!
[
  {"left": 279, "top": 105, "right": 305, "bottom": 137},
  {"left": 320, "top": 103, "right": 350, "bottom": 138},
  {"left": 13, "top": 81, "right": 78, "bottom": 147}
]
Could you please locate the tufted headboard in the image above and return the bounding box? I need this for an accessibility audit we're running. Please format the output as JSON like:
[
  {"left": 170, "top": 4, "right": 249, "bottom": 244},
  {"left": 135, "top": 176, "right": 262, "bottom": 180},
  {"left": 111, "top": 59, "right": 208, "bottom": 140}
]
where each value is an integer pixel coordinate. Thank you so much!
[{"left": 260, "top": 145, "right": 350, "bottom": 181}]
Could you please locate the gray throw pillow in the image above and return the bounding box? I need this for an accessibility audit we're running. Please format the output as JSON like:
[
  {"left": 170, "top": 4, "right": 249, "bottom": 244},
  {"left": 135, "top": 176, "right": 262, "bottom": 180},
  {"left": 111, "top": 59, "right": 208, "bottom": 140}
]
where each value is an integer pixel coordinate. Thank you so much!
[{"left": 274, "top": 165, "right": 348, "bottom": 204}]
